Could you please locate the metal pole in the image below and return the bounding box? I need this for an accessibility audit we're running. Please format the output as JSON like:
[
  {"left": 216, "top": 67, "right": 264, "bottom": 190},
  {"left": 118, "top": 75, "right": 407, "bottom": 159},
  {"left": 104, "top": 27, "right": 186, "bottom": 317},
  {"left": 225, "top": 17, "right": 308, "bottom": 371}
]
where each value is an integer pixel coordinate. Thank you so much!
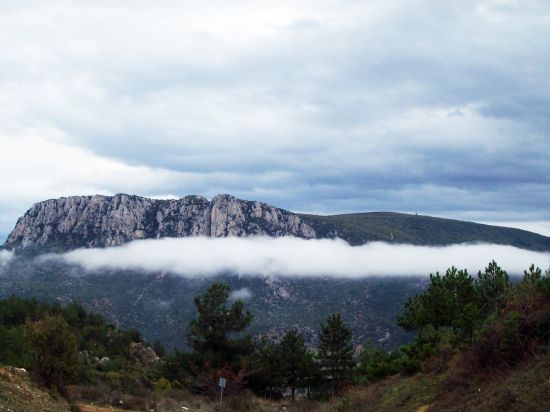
[{"left": 220, "top": 386, "right": 224, "bottom": 406}]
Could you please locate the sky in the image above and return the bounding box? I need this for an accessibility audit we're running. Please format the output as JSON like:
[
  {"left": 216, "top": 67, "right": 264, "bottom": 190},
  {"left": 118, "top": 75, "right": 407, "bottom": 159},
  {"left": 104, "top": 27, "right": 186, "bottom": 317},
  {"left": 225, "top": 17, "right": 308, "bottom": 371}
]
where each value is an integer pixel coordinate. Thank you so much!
[{"left": 1, "top": 0, "right": 550, "bottom": 242}]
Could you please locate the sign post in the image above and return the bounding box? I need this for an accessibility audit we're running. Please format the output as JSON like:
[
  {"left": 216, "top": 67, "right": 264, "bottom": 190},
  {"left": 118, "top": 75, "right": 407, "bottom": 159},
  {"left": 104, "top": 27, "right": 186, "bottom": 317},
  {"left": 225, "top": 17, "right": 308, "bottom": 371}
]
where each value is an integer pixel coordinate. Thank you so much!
[{"left": 218, "top": 377, "right": 226, "bottom": 406}]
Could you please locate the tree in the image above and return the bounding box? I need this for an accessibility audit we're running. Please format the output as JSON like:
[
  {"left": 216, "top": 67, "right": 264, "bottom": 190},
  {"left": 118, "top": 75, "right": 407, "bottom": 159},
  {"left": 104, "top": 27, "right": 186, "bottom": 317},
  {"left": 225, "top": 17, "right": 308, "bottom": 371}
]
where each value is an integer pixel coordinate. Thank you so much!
[
  {"left": 24, "top": 314, "right": 79, "bottom": 390},
  {"left": 398, "top": 266, "right": 480, "bottom": 339},
  {"left": 318, "top": 313, "right": 355, "bottom": 393},
  {"left": 523, "top": 264, "right": 550, "bottom": 296},
  {"left": 250, "top": 337, "right": 286, "bottom": 399},
  {"left": 476, "top": 260, "right": 510, "bottom": 315},
  {"left": 279, "top": 329, "right": 311, "bottom": 401},
  {"left": 187, "top": 283, "right": 253, "bottom": 377}
]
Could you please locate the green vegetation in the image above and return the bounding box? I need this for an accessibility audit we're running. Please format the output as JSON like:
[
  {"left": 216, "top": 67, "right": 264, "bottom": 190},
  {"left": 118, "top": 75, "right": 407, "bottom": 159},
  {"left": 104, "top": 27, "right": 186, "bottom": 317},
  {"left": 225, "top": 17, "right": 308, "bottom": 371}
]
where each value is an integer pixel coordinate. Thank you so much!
[
  {"left": 25, "top": 314, "right": 79, "bottom": 390},
  {"left": 2, "top": 261, "right": 550, "bottom": 411}
]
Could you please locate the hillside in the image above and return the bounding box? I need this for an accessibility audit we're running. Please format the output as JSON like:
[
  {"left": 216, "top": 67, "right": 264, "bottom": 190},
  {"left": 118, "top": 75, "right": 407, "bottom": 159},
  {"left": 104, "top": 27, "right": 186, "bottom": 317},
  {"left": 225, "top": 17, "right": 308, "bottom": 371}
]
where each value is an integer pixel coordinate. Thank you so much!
[
  {"left": 299, "top": 211, "right": 550, "bottom": 251},
  {"left": 0, "top": 256, "right": 422, "bottom": 350},
  {"left": 297, "top": 350, "right": 550, "bottom": 411},
  {"left": 0, "top": 366, "right": 70, "bottom": 412}
]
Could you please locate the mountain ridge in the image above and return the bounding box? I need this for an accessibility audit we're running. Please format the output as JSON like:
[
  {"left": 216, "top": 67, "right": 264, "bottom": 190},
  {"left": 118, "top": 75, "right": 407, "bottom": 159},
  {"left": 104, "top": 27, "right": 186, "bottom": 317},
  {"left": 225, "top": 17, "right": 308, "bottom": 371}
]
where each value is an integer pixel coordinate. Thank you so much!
[
  {"left": 3, "top": 193, "right": 550, "bottom": 252},
  {"left": 3, "top": 193, "right": 315, "bottom": 252}
]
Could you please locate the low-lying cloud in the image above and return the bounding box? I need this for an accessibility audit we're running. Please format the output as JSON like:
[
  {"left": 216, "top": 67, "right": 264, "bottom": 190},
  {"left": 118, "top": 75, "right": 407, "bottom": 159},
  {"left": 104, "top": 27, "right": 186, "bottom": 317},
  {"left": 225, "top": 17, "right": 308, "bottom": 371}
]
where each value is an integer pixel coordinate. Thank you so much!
[
  {"left": 229, "top": 288, "right": 253, "bottom": 301},
  {"left": 0, "top": 250, "right": 14, "bottom": 268},
  {"left": 55, "top": 237, "right": 549, "bottom": 278}
]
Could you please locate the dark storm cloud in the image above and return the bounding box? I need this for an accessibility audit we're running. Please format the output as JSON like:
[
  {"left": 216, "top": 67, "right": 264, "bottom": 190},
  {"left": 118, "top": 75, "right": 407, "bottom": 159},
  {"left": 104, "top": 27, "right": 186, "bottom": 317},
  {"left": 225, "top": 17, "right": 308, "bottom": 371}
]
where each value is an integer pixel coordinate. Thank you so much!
[{"left": 0, "top": 0, "right": 549, "bottom": 237}]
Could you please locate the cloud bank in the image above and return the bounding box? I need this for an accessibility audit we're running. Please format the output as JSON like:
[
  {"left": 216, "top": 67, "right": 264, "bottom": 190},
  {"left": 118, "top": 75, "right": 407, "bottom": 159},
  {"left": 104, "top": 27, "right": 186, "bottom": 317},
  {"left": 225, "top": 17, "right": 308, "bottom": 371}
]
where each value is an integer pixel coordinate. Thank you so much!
[{"left": 56, "top": 237, "right": 549, "bottom": 278}]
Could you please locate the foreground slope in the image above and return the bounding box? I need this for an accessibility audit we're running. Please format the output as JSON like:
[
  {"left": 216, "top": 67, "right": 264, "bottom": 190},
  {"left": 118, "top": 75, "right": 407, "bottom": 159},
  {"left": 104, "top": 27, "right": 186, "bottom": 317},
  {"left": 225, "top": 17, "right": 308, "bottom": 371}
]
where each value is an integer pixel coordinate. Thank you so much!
[{"left": 0, "top": 366, "right": 69, "bottom": 412}]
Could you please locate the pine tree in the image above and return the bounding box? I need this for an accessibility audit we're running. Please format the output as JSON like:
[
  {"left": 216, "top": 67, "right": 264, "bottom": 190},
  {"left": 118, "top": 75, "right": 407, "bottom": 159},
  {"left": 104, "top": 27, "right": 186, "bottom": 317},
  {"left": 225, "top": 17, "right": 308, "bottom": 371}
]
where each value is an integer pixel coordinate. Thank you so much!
[
  {"left": 318, "top": 313, "right": 354, "bottom": 393},
  {"left": 279, "top": 329, "right": 310, "bottom": 401},
  {"left": 476, "top": 260, "right": 510, "bottom": 315},
  {"left": 187, "top": 283, "right": 253, "bottom": 370},
  {"left": 398, "top": 267, "right": 480, "bottom": 339}
]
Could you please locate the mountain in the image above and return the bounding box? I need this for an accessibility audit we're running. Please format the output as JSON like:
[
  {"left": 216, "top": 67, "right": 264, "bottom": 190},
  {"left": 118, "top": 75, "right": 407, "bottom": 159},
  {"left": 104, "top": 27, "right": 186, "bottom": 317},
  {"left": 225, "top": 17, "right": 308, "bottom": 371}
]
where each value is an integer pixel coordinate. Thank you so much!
[
  {"left": 1, "top": 193, "right": 549, "bottom": 351},
  {"left": 3, "top": 193, "right": 550, "bottom": 252}
]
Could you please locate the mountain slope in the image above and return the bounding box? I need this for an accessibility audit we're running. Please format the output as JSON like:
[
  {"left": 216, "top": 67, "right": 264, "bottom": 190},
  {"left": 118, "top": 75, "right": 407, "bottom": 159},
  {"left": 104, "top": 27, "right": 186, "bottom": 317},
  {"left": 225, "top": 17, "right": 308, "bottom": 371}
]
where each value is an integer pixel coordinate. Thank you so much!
[
  {"left": 299, "top": 212, "right": 550, "bottom": 251},
  {"left": 0, "top": 256, "right": 421, "bottom": 350}
]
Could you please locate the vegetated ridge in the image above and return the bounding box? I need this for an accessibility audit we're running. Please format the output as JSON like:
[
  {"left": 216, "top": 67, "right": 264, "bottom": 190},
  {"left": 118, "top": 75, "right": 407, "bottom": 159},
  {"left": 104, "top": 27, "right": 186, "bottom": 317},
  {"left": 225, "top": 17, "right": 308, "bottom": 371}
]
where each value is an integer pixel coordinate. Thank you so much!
[{"left": 299, "top": 211, "right": 550, "bottom": 250}]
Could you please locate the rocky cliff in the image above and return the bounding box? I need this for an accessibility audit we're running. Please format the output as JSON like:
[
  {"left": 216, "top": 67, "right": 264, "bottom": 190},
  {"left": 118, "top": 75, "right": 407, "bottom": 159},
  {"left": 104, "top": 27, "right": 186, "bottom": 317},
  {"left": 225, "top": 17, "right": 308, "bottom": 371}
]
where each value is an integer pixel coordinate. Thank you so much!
[{"left": 3, "top": 194, "right": 316, "bottom": 252}]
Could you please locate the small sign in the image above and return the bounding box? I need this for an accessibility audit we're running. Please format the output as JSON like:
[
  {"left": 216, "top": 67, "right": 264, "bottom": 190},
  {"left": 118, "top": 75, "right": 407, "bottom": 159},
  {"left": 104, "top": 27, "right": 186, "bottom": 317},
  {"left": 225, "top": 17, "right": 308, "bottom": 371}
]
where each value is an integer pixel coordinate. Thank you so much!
[{"left": 219, "top": 377, "right": 226, "bottom": 388}]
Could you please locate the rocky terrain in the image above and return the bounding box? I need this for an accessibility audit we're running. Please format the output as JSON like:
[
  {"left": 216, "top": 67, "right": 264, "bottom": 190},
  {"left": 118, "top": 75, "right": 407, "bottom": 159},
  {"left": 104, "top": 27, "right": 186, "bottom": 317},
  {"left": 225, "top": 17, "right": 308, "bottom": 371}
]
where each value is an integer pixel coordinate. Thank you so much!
[{"left": 3, "top": 194, "right": 315, "bottom": 252}]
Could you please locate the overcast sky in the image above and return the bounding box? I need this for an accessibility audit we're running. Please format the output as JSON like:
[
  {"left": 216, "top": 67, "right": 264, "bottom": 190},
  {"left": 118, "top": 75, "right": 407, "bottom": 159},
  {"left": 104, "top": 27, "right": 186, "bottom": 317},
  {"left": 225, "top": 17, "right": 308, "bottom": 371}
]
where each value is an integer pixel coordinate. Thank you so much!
[{"left": 1, "top": 0, "right": 549, "bottom": 241}]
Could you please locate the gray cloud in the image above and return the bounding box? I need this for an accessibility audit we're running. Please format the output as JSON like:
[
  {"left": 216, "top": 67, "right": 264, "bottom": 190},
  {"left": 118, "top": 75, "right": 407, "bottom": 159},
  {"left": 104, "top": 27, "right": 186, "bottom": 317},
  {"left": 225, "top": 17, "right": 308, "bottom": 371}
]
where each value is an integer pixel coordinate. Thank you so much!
[
  {"left": 0, "top": 1, "right": 549, "bottom": 235},
  {"left": 51, "top": 237, "right": 549, "bottom": 278}
]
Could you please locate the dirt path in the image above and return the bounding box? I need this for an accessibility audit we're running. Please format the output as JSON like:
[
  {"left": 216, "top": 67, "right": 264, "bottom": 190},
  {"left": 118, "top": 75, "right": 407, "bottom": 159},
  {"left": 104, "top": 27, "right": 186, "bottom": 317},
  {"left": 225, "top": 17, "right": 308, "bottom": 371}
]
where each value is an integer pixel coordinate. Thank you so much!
[{"left": 78, "top": 405, "right": 135, "bottom": 412}]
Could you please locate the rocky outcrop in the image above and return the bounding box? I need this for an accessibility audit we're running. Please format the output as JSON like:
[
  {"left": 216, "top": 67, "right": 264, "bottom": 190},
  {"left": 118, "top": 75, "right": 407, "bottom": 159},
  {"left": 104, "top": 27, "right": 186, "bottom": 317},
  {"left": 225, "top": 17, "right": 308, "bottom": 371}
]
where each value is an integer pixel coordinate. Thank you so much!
[
  {"left": 3, "top": 194, "right": 315, "bottom": 252},
  {"left": 129, "top": 342, "right": 160, "bottom": 365}
]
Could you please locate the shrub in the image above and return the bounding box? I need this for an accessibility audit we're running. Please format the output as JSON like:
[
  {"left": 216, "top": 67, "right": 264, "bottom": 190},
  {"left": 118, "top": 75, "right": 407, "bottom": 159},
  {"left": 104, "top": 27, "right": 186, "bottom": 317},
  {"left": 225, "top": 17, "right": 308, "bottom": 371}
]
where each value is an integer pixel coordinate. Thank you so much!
[{"left": 24, "top": 314, "right": 80, "bottom": 390}]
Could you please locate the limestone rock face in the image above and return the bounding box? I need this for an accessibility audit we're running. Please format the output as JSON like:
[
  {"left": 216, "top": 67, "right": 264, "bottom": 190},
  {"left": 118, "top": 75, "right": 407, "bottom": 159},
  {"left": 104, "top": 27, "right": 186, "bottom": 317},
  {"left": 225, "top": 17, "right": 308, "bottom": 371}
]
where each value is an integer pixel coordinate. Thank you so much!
[{"left": 4, "top": 194, "right": 315, "bottom": 252}]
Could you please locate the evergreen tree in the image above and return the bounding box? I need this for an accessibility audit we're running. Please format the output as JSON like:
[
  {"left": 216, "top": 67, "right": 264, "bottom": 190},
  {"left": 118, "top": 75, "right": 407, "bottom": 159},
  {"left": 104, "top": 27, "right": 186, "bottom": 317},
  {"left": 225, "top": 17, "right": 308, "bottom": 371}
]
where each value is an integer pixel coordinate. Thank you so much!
[
  {"left": 318, "top": 313, "right": 354, "bottom": 393},
  {"left": 187, "top": 283, "right": 253, "bottom": 370},
  {"left": 523, "top": 264, "right": 543, "bottom": 284},
  {"left": 250, "top": 337, "right": 286, "bottom": 399},
  {"left": 279, "top": 329, "right": 310, "bottom": 401},
  {"left": 398, "top": 266, "right": 480, "bottom": 339},
  {"left": 476, "top": 260, "right": 510, "bottom": 315}
]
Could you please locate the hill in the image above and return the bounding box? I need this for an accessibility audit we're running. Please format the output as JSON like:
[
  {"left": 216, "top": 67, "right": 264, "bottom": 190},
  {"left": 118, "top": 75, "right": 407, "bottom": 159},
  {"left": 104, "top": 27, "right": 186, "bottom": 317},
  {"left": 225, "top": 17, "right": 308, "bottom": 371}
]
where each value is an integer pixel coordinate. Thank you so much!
[{"left": 299, "top": 211, "right": 550, "bottom": 250}]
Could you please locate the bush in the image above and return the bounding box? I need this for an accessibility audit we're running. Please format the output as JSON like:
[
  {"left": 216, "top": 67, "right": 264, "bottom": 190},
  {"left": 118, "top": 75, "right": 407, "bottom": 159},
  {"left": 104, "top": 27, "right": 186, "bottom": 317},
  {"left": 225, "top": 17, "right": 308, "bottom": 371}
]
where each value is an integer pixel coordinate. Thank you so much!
[{"left": 25, "top": 314, "right": 80, "bottom": 390}]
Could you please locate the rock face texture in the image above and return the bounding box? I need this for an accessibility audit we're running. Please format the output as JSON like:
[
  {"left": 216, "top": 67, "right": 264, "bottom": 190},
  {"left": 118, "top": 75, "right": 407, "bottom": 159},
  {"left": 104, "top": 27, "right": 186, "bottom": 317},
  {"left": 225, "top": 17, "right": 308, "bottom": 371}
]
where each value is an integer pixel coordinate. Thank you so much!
[{"left": 3, "top": 194, "right": 315, "bottom": 252}]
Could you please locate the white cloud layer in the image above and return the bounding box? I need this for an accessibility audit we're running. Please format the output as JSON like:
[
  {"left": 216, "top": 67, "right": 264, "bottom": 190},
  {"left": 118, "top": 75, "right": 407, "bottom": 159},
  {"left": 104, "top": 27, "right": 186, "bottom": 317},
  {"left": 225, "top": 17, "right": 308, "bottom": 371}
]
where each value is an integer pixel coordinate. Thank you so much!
[{"left": 55, "top": 237, "right": 549, "bottom": 278}]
